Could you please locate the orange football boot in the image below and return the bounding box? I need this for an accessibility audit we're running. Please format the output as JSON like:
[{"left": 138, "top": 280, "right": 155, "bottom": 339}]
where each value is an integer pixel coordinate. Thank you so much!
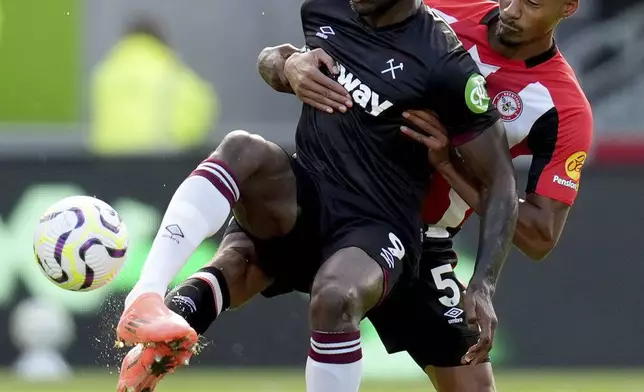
[
  {"left": 116, "top": 293, "right": 198, "bottom": 348},
  {"left": 116, "top": 342, "right": 194, "bottom": 392}
]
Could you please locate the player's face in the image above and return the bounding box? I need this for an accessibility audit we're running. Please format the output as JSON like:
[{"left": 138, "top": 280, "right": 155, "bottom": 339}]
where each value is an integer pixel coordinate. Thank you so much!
[
  {"left": 496, "top": 0, "right": 578, "bottom": 46},
  {"left": 350, "top": 0, "right": 401, "bottom": 16}
]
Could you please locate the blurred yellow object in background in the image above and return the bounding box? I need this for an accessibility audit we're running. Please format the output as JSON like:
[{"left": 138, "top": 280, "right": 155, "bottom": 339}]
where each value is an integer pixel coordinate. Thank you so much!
[{"left": 91, "top": 28, "right": 218, "bottom": 156}]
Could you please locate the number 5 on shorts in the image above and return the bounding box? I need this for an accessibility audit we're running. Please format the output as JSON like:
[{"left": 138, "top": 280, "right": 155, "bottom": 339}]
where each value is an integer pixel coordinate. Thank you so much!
[{"left": 431, "top": 264, "right": 461, "bottom": 307}]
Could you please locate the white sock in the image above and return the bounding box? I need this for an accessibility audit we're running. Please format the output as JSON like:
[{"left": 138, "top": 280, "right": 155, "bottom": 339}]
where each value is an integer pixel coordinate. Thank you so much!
[
  {"left": 306, "top": 331, "right": 363, "bottom": 392},
  {"left": 125, "top": 158, "right": 240, "bottom": 309}
]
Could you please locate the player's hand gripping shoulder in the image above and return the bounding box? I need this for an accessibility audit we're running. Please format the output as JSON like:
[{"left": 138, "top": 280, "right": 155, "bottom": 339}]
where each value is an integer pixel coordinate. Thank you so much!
[
  {"left": 456, "top": 120, "right": 519, "bottom": 365},
  {"left": 257, "top": 45, "right": 352, "bottom": 113}
]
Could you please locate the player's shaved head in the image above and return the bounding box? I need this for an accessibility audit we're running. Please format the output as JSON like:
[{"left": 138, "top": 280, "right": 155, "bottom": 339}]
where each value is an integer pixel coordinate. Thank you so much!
[{"left": 495, "top": 0, "right": 579, "bottom": 47}]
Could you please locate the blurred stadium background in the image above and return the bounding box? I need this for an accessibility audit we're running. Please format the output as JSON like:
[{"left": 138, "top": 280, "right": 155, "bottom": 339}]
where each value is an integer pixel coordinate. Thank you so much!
[{"left": 0, "top": 0, "right": 642, "bottom": 391}]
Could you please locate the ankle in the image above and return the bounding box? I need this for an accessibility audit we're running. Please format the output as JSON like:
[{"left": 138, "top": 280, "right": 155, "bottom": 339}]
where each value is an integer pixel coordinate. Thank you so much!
[
  {"left": 125, "top": 284, "right": 167, "bottom": 309},
  {"left": 164, "top": 267, "right": 230, "bottom": 335}
]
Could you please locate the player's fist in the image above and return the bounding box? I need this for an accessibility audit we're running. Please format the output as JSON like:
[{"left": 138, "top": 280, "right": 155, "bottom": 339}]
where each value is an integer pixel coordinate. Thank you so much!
[
  {"left": 461, "top": 280, "right": 498, "bottom": 366},
  {"left": 284, "top": 48, "right": 353, "bottom": 114}
]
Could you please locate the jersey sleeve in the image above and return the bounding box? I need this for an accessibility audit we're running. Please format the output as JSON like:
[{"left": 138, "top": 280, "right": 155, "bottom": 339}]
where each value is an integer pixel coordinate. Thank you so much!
[
  {"left": 525, "top": 105, "right": 593, "bottom": 206},
  {"left": 430, "top": 50, "right": 500, "bottom": 147}
]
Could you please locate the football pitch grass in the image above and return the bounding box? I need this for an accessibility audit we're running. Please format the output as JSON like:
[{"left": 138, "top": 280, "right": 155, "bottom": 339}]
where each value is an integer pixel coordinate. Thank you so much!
[{"left": 2, "top": 368, "right": 643, "bottom": 392}]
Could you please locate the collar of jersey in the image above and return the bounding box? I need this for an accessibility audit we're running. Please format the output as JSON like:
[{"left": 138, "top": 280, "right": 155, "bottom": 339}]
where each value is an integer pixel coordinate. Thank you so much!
[{"left": 355, "top": 4, "right": 425, "bottom": 32}]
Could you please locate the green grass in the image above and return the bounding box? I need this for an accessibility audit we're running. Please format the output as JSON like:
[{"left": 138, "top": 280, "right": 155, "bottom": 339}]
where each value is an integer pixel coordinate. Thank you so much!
[{"left": 2, "top": 369, "right": 644, "bottom": 392}]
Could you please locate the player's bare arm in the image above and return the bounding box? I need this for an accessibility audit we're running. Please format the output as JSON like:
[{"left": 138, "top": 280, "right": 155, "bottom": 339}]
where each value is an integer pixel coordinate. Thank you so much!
[
  {"left": 513, "top": 194, "right": 570, "bottom": 260},
  {"left": 402, "top": 109, "right": 571, "bottom": 261},
  {"left": 454, "top": 120, "right": 518, "bottom": 366},
  {"left": 257, "top": 45, "right": 352, "bottom": 113}
]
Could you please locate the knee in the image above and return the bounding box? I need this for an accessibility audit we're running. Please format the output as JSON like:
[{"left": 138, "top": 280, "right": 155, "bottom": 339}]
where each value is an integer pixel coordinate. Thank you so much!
[
  {"left": 470, "top": 363, "right": 496, "bottom": 392},
  {"left": 309, "top": 279, "right": 363, "bottom": 332},
  {"left": 476, "top": 372, "right": 496, "bottom": 392},
  {"left": 458, "top": 376, "right": 495, "bottom": 392},
  {"left": 466, "top": 381, "right": 495, "bottom": 392},
  {"left": 211, "top": 130, "right": 272, "bottom": 177},
  {"left": 430, "top": 364, "right": 496, "bottom": 392},
  {"left": 213, "top": 130, "right": 267, "bottom": 154}
]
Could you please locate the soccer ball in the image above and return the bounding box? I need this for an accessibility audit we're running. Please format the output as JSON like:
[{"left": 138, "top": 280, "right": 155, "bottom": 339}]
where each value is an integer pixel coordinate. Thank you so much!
[{"left": 33, "top": 195, "right": 129, "bottom": 291}]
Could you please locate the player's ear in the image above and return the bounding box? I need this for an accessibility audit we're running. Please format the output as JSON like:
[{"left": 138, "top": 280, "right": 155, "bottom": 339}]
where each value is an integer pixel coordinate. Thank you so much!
[{"left": 562, "top": 0, "right": 579, "bottom": 18}]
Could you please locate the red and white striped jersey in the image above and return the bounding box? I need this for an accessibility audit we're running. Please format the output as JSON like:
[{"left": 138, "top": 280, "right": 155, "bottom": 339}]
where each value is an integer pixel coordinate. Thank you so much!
[{"left": 422, "top": 0, "right": 593, "bottom": 233}]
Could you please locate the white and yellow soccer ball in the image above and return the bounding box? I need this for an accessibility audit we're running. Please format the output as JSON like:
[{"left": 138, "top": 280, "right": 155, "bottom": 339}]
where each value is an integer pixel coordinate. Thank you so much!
[{"left": 33, "top": 195, "right": 128, "bottom": 291}]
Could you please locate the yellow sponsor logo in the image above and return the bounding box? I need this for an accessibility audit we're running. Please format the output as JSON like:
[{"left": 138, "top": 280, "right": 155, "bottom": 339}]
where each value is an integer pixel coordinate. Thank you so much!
[{"left": 565, "top": 151, "right": 587, "bottom": 181}]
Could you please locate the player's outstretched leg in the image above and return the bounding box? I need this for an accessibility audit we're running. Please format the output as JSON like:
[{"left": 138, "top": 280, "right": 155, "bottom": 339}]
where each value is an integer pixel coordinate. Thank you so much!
[
  {"left": 116, "top": 221, "right": 275, "bottom": 392},
  {"left": 306, "top": 247, "right": 387, "bottom": 392},
  {"left": 117, "top": 130, "right": 296, "bottom": 348}
]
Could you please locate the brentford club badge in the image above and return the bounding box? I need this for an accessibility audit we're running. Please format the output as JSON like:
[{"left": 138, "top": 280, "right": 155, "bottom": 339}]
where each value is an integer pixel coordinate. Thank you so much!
[{"left": 493, "top": 91, "right": 523, "bottom": 122}]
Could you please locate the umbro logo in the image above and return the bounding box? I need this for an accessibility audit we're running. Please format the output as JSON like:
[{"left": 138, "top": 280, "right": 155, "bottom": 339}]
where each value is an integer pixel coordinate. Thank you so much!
[
  {"left": 163, "top": 224, "right": 185, "bottom": 243},
  {"left": 316, "top": 26, "right": 335, "bottom": 40},
  {"left": 444, "top": 307, "right": 463, "bottom": 318},
  {"left": 444, "top": 307, "right": 464, "bottom": 325}
]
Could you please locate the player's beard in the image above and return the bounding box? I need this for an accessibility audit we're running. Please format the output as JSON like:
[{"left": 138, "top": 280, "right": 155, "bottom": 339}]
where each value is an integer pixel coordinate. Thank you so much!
[
  {"left": 494, "top": 22, "right": 523, "bottom": 48},
  {"left": 498, "top": 33, "right": 523, "bottom": 47}
]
